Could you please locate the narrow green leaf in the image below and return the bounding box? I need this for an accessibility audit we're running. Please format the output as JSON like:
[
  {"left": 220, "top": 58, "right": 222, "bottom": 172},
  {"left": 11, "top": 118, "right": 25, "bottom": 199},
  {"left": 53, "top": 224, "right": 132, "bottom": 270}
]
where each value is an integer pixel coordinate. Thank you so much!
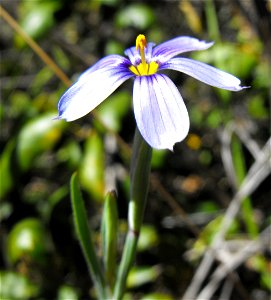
[
  {"left": 205, "top": 0, "right": 220, "bottom": 41},
  {"left": 232, "top": 135, "right": 258, "bottom": 238},
  {"left": 0, "top": 140, "right": 15, "bottom": 198},
  {"left": 101, "top": 191, "right": 118, "bottom": 290},
  {"left": 70, "top": 173, "right": 106, "bottom": 300},
  {"left": 17, "top": 113, "right": 65, "bottom": 171}
]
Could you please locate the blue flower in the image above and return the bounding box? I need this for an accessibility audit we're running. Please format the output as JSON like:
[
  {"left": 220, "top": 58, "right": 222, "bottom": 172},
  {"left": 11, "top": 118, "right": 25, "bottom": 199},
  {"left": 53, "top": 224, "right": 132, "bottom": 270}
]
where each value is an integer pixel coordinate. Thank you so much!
[{"left": 57, "top": 34, "right": 247, "bottom": 150}]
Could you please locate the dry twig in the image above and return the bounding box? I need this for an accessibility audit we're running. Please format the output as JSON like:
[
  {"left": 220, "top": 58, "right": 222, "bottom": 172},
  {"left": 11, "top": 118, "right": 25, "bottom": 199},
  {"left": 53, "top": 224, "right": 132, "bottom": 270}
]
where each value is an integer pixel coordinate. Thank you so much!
[{"left": 182, "top": 138, "right": 271, "bottom": 300}]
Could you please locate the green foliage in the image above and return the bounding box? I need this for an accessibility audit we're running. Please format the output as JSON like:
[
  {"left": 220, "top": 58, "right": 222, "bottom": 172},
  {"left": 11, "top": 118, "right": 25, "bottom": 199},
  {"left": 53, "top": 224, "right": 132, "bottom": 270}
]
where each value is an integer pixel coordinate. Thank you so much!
[
  {"left": 192, "top": 42, "right": 260, "bottom": 80},
  {"left": 190, "top": 216, "right": 240, "bottom": 261},
  {"left": 196, "top": 201, "right": 220, "bottom": 213},
  {"left": 105, "top": 40, "right": 124, "bottom": 56},
  {"left": 151, "top": 149, "right": 167, "bottom": 169},
  {"left": 57, "top": 140, "right": 82, "bottom": 170},
  {"left": 57, "top": 285, "right": 79, "bottom": 300},
  {"left": 141, "top": 292, "right": 174, "bottom": 300},
  {"left": 96, "top": 91, "right": 131, "bottom": 133},
  {"left": 137, "top": 224, "right": 159, "bottom": 252},
  {"left": 127, "top": 266, "right": 160, "bottom": 289},
  {"left": 206, "top": 109, "right": 222, "bottom": 128},
  {"left": 98, "top": 0, "right": 121, "bottom": 7},
  {"left": 31, "top": 67, "right": 54, "bottom": 94},
  {"left": 0, "top": 271, "right": 39, "bottom": 300},
  {"left": 248, "top": 95, "right": 268, "bottom": 119},
  {"left": 16, "top": 113, "right": 66, "bottom": 171},
  {"left": 0, "top": 140, "right": 15, "bottom": 198},
  {"left": 14, "top": 0, "right": 61, "bottom": 47},
  {"left": 248, "top": 255, "right": 271, "bottom": 290},
  {"left": 6, "top": 218, "right": 50, "bottom": 265},
  {"left": 115, "top": 3, "right": 156, "bottom": 30},
  {"left": 79, "top": 130, "right": 105, "bottom": 202}
]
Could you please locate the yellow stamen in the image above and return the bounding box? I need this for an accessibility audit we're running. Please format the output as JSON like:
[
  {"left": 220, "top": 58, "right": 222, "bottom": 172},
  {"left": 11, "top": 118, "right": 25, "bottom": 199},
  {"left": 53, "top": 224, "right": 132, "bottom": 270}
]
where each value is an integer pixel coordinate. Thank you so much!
[
  {"left": 136, "top": 34, "right": 147, "bottom": 72},
  {"left": 129, "top": 34, "right": 159, "bottom": 76}
]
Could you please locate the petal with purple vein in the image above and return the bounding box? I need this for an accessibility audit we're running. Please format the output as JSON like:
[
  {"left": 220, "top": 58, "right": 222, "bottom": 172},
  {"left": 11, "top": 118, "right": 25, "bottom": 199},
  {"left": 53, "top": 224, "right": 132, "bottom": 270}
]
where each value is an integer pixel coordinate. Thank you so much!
[
  {"left": 161, "top": 57, "right": 248, "bottom": 91},
  {"left": 58, "top": 67, "right": 133, "bottom": 121},
  {"left": 152, "top": 36, "right": 214, "bottom": 63},
  {"left": 133, "top": 74, "right": 189, "bottom": 150}
]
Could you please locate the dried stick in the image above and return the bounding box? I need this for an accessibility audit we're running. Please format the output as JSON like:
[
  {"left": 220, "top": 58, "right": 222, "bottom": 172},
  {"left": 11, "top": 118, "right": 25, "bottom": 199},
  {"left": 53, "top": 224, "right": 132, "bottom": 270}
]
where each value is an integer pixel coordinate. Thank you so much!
[
  {"left": 0, "top": 6, "right": 72, "bottom": 87},
  {"left": 182, "top": 138, "right": 271, "bottom": 299},
  {"left": 197, "top": 226, "right": 271, "bottom": 299}
]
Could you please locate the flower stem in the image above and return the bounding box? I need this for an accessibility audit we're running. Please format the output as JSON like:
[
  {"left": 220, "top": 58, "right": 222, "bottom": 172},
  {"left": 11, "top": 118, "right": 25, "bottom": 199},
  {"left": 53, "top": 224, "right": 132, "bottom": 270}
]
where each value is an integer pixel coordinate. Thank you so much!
[{"left": 113, "top": 127, "right": 152, "bottom": 299}]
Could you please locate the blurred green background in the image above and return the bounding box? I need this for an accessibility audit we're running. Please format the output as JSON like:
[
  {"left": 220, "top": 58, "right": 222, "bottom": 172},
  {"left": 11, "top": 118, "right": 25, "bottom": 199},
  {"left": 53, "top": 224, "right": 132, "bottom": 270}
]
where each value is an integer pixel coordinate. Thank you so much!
[{"left": 0, "top": 0, "right": 270, "bottom": 299}]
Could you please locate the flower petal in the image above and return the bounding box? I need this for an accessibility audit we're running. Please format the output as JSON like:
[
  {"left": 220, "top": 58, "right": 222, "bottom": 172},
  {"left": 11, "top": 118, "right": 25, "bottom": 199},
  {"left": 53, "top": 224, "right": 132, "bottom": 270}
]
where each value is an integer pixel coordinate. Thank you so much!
[
  {"left": 133, "top": 74, "right": 189, "bottom": 150},
  {"left": 161, "top": 57, "right": 248, "bottom": 91},
  {"left": 152, "top": 36, "right": 214, "bottom": 63},
  {"left": 79, "top": 55, "right": 130, "bottom": 81},
  {"left": 58, "top": 66, "right": 133, "bottom": 121}
]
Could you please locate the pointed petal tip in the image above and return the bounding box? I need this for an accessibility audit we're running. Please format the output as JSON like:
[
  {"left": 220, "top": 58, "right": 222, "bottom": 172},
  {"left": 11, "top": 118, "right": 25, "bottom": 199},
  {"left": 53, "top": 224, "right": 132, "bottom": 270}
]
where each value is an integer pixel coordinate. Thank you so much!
[
  {"left": 152, "top": 142, "right": 174, "bottom": 151},
  {"left": 52, "top": 115, "right": 60, "bottom": 121},
  {"left": 162, "top": 58, "right": 250, "bottom": 92},
  {"left": 166, "top": 135, "right": 188, "bottom": 151},
  {"left": 205, "top": 41, "right": 215, "bottom": 47},
  {"left": 53, "top": 114, "right": 68, "bottom": 121},
  {"left": 232, "top": 84, "right": 250, "bottom": 92},
  {"left": 150, "top": 136, "right": 187, "bottom": 151},
  {"left": 168, "top": 145, "right": 174, "bottom": 152}
]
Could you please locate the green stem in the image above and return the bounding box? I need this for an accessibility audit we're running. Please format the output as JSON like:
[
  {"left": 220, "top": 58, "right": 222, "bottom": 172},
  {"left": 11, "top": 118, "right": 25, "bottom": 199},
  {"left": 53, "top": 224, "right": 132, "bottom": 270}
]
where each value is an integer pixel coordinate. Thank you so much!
[{"left": 113, "top": 127, "right": 152, "bottom": 299}]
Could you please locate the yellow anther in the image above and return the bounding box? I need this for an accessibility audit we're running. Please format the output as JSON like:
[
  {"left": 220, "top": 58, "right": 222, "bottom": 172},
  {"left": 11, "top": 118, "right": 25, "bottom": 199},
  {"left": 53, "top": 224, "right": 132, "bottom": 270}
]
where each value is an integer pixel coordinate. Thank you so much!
[{"left": 136, "top": 34, "right": 147, "bottom": 51}]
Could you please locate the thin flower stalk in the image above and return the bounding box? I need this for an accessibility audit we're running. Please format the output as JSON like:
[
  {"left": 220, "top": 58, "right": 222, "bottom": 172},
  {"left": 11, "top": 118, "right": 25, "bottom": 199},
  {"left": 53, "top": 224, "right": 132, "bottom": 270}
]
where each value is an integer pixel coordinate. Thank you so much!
[{"left": 114, "top": 127, "right": 152, "bottom": 299}]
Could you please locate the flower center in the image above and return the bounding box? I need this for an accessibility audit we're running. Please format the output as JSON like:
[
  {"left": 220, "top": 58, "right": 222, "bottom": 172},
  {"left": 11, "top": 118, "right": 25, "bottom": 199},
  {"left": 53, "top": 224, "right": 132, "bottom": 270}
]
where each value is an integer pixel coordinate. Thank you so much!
[{"left": 129, "top": 34, "right": 159, "bottom": 76}]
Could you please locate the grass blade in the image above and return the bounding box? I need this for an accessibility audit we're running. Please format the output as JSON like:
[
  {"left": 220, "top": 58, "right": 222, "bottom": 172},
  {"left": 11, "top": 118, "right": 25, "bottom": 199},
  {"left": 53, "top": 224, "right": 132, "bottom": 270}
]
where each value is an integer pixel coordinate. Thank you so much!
[{"left": 70, "top": 173, "right": 106, "bottom": 299}]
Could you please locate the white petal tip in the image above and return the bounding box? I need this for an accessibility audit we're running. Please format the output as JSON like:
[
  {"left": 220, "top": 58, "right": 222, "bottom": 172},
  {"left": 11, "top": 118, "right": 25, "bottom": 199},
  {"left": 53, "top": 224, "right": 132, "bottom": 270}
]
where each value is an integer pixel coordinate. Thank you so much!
[
  {"left": 53, "top": 115, "right": 70, "bottom": 121},
  {"left": 232, "top": 85, "right": 250, "bottom": 91},
  {"left": 206, "top": 41, "right": 215, "bottom": 47}
]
